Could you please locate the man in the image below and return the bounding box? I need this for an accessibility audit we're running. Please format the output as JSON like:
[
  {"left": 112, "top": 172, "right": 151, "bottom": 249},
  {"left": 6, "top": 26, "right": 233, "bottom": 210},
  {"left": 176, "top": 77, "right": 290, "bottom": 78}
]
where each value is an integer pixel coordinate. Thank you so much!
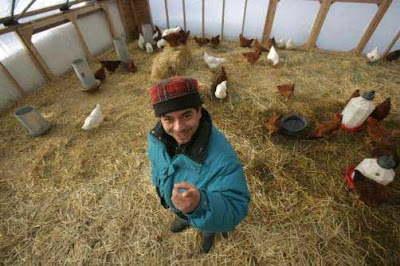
[{"left": 147, "top": 76, "right": 250, "bottom": 253}]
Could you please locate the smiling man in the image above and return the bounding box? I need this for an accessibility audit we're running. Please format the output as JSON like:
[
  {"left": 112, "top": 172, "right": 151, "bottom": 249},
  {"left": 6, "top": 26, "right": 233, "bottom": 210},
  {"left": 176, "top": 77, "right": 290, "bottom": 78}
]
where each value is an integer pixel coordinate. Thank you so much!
[{"left": 147, "top": 76, "right": 250, "bottom": 253}]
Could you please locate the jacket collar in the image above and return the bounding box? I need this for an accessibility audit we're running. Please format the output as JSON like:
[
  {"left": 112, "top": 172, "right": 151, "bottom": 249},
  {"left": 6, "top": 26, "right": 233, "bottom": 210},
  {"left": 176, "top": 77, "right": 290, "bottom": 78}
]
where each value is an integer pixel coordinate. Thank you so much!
[{"left": 150, "top": 108, "right": 212, "bottom": 164}]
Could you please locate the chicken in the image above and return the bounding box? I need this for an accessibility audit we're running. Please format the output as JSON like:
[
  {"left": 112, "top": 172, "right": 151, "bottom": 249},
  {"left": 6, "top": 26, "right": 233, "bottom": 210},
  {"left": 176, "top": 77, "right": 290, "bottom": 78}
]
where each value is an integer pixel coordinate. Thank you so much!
[
  {"left": 392, "top": 130, "right": 400, "bottom": 138},
  {"left": 371, "top": 140, "right": 399, "bottom": 169},
  {"left": 276, "top": 38, "right": 286, "bottom": 49},
  {"left": 153, "top": 25, "right": 162, "bottom": 42},
  {"left": 285, "top": 38, "right": 294, "bottom": 50},
  {"left": 254, "top": 39, "right": 269, "bottom": 53},
  {"left": 194, "top": 36, "right": 210, "bottom": 47},
  {"left": 265, "top": 37, "right": 276, "bottom": 50},
  {"left": 146, "top": 43, "right": 154, "bottom": 54},
  {"left": 82, "top": 104, "right": 104, "bottom": 130},
  {"left": 210, "top": 35, "right": 220, "bottom": 48},
  {"left": 370, "top": 97, "right": 391, "bottom": 121},
  {"left": 276, "top": 83, "right": 294, "bottom": 99},
  {"left": 386, "top": 50, "right": 400, "bottom": 62},
  {"left": 100, "top": 60, "right": 121, "bottom": 73},
  {"left": 215, "top": 81, "right": 227, "bottom": 99},
  {"left": 242, "top": 49, "right": 261, "bottom": 64},
  {"left": 164, "top": 32, "right": 180, "bottom": 47},
  {"left": 352, "top": 169, "right": 400, "bottom": 207},
  {"left": 127, "top": 59, "right": 137, "bottom": 73},
  {"left": 138, "top": 33, "right": 145, "bottom": 50},
  {"left": 367, "top": 117, "right": 392, "bottom": 144},
  {"left": 94, "top": 65, "right": 106, "bottom": 82},
  {"left": 203, "top": 52, "right": 226, "bottom": 69},
  {"left": 162, "top": 26, "right": 182, "bottom": 37},
  {"left": 211, "top": 66, "right": 227, "bottom": 96},
  {"left": 239, "top": 34, "right": 254, "bottom": 48},
  {"left": 264, "top": 113, "right": 282, "bottom": 135},
  {"left": 308, "top": 114, "right": 342, "bottom": 139},
  {"left": 367, "top": 47, "right": 380, "bottom": 63},
  {"left": 267, "top": 46, "right": 279, "bottom": 66},
  {"left": 344, "top": 89, "right": 360, "bottom": 106},
  {"left": 178, "top": 30, "right": 190, "bottom": 44},
  {"left": 157, "top": 38, "right": 167, "bottom": 49}
]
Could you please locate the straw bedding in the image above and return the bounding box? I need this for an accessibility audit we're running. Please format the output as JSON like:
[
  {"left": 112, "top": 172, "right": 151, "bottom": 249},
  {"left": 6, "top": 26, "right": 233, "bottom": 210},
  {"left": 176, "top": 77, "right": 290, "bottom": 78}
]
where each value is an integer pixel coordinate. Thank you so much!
[{"left": 0, "top": 40, "right": 399, "bottom": 265}]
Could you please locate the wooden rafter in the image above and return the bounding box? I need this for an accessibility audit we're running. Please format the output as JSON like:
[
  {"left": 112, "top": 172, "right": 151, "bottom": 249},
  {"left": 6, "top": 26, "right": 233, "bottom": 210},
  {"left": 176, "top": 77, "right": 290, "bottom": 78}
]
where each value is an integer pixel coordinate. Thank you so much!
[
  {"left": 382, "top": 31, "right": 400, "bottom": 59},
  {"left": 0, "top": 61, "right": 26, "bottom": 96},
  {"left": 100, "top": 2, "right": 119, "bottom": 38},
  {"left": 261, "top": 0, "right": 279, "bottom": 44},
  {"left": 353, "top": 0, "right": 393, "bottom": 55},
  {"left": 116, "top": 0, "right": 130, "bottom": 40},
  {"left": 300, "top": 0, "right": 333, "bottom": 50}
]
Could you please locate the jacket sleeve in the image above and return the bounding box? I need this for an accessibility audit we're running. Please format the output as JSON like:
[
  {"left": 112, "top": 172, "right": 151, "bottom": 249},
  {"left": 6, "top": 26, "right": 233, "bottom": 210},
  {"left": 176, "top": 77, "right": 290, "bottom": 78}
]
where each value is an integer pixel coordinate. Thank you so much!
[{"left": 185, "top": 157, "right": 250, "bottom": 232}]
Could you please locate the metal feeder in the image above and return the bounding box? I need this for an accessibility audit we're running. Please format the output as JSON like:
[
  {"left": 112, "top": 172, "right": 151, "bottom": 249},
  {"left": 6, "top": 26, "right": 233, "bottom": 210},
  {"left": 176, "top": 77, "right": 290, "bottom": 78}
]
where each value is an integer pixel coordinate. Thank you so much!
[
  {"left": 14, "top": 106, "right": 51, "bottom": 136},
  {"left": 113, "top": 37, "right": 132, "bottom": 63},
  {"left": 72, "top": 58, "right": 100, "bottom": 91}
]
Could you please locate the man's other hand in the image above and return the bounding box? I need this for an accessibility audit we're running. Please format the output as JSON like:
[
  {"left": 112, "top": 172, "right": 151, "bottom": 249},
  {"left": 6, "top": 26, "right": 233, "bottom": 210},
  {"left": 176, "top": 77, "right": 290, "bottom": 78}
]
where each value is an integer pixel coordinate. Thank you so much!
[{"left": 171, "top": 182, "right": 200, "bottom": 213}]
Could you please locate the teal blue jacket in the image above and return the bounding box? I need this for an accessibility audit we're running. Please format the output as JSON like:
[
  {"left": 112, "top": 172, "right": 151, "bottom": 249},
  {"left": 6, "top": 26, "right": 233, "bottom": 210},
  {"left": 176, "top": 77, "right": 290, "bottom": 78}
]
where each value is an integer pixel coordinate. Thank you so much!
[{"left": 148, "top": 112, "right": 250, "bottom": 233}]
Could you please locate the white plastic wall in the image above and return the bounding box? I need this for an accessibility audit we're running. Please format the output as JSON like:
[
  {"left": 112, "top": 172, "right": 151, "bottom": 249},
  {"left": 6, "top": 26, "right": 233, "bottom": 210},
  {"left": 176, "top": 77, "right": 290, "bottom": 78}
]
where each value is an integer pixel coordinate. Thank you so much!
[
  {"left": 77, "top": 12, "right": 113, "bottom": 56},
  {"left": 0, "top": 70, "right": 20, "bottom": 110},
  {"left": 32, "top": 22, "right": 86, "bottom": 76},
  {"left": 167, "top": 0, "right": 184, "bottom": 30},
  {"left": 149, "top": 0, "right": 168, "bottom": 30}
]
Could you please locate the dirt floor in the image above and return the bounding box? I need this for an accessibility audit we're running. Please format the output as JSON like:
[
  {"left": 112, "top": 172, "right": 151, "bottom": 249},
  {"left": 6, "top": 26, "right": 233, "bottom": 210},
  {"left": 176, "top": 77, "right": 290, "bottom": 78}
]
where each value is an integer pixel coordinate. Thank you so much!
[{"left": 0, "top": 39, "right": 400, "bottom": 265}]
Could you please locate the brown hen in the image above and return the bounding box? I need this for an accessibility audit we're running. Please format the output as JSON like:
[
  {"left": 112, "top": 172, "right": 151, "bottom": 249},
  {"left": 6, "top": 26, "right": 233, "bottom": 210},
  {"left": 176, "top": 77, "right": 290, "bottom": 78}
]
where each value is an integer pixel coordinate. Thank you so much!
[
  {"left": 211, "top": 66, "right": 228, "bottom": 96},
  {"left": 239, "top": 34, "right": 254, "bottom": 48},
  {"left": 127, "top": 59, "right": 137, "bottom": 73},
  {"left": 386, "top": 50, "right": 400, "bottom": 62},
  {"left": 308, "top": 114, "right": 342, "bottom": 139},
  {"left": 265, "top": 113, "right": 282, "bottom": 135},
  {"left": 254, "top": 39, "right": 269, "bottom": 53},
  {"left": 371, "top": 140, "right": 399, "bottom": 168},
  {"left": 100, "top": 60, "right": 121, "bottom": 73},
  {"left": 94, "top": 65, "right": 106, "bottom": 82},
  {"left": 344, "top": 89, "right": 360, "bottom": 106},
  {"left": 178, "top": 30, "right": 190, "bottom": 44},
  {"left": 164, "top": 32, "right": 181, "bottom": 47},
  {"left": 210, "top": 35, "right": 220, "bottom": 48},
  {"left": 367, "top": 117, "right": 392, "bottom": 144},
  {"left": 276, "top": 84, "right": 295, "bottom": 99},
  {"left": 370, "top": 97, "right": 391, "bottom": 121},
  {"left": 194, "top": 36, "right": 210, "bottom": 47},
  {"left": 242, "top": 49, "right": 261, "bottom": 64}
]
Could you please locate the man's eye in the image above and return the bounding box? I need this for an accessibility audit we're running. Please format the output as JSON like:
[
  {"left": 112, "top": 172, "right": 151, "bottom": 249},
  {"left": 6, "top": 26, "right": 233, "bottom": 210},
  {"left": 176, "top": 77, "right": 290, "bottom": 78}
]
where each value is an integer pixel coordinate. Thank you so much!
[
  {"left": 163, "top": 118, "right": 172, "bottom": 123},
  {"left": 184, "top": 114, "right": 192, "bottom": 119}
]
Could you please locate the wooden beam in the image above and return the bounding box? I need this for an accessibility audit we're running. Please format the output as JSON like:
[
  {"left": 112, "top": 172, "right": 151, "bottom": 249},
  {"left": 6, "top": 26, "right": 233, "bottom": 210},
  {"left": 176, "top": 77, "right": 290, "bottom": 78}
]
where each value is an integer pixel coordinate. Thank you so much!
[
  {"left": 221, "top": 0, "right": 225, "bottom": 41},
  {"left": 0, "top": 62, "right": 25, "bottom": 97},
  {"left": 241, "top": 0, "right": 248, "bottom": 35},
  {"left": 309, "top": 0, "right": 378, "bottom": 3},
  {"left": 100, "top": 2, "right": 119, "bottom": 38},
  {"left": 66, "top": 13, "right": 95, "bottom": 61},
  {"left": 261, "top": 0, "right": 279, "bottom": 44},
  {"left": 300, "top": 0, "right": 333, "bottom": 50},
  {"left": 16, "top": 27, "right": 54, "bottom": 80},
  {"left": 129, "top": 0, "right": 140, "bottom": 35},
  {"left": 202, "top": 0, "right": 205, "bottom": 38},
  {"left": 116, "top": 0, "right": 130, "bottom": 40},
  {"left": 382, "top": 31, "right": 400, "bottom": 59},
  {"left": 353, "top": 0, "right": 393, "bottom": 55},
  {"left": 164, "top": 0, "right": 170, "bottom": 29},
  {"left": 182, "top": 0, "right": 186, "bottom": 31}
]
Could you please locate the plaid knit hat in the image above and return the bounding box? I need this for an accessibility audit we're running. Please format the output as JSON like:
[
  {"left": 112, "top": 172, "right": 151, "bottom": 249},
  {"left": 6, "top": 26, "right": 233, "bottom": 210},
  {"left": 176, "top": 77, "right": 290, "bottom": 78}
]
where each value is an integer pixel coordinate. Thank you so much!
[{"left": 149, "top": 76, "right": 201, "bottom": 116}]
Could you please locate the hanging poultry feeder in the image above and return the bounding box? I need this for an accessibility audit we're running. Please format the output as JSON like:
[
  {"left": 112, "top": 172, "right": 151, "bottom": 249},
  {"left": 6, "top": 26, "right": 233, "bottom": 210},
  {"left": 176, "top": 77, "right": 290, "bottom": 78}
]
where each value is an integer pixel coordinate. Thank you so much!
[
  {"left": 113, "top": 36, "right": 132, "bottom": 63},
  {"left": 14, "top": 106, "right": 51, "bottom": 136},
  {"left": 280, "top": 114, "right": 307, "bottom": 136},
  {"left": 72, "top": 58, "right": 100, "bottom": 91}
]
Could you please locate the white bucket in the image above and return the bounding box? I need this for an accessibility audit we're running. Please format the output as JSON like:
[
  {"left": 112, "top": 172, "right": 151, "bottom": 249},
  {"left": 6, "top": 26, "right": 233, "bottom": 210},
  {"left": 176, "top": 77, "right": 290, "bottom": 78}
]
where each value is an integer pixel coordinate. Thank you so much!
[
  {"left": 113, "top": 37, "right": 131, "bottom": 63},
  {"left": 72, "top": 58, "right": 100, "bottom": 91},
  {"left": 14, "top": 106, "right": 51, "bottom": 136}
]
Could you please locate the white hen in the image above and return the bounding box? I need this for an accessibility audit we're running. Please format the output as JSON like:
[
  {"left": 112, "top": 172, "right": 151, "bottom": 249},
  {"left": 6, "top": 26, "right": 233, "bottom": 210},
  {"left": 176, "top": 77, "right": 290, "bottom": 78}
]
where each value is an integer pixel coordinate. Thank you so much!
[
  {"left": 215, "top": 81, "right": 227, "bottom": 99},
  {"left": 153, "top": 31, "right": 159, "bottom": 40},
  {"left": 285, "top": 38, "right": 294, "bottom": 50},
  {"left": 82, "top": 104, "right": 104, "bottom": 130},
  {"left": 267, "top": 46, "right": 279, "bottom": 66},
  {"left": 162, "top": 26, "right": 182, "bottom": 37},
  {"left": 146, "top": 43, "right": 153, "bottom": 54},
  {"left": 157, "top": 38, "right": 167, "bottom": 49},
  {"left": 138, "top": 33, "right": 145, "bottom": 50},
  {"left": 276, "top": 38, "right": 286, "bottom": 49},
  {"left": 204, "top": 52, "right": 226, "bottom": 69},
  {"left": 367, "top": 47, "right": 380, "bottom": 62}
]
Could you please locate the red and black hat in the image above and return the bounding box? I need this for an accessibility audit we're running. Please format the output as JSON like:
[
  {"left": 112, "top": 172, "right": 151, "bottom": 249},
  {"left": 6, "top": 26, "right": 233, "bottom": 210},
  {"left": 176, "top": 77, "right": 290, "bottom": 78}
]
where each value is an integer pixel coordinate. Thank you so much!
[{"left": 149, "top": 76, "right": 201, "bottom": 116}]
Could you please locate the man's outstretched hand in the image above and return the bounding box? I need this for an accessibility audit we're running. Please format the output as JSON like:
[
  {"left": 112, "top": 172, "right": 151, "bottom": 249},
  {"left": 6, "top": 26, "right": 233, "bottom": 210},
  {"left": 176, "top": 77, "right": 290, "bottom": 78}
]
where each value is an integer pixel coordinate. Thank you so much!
[{"left": 171, "top": 182, "right": 200, "bottom": 213}]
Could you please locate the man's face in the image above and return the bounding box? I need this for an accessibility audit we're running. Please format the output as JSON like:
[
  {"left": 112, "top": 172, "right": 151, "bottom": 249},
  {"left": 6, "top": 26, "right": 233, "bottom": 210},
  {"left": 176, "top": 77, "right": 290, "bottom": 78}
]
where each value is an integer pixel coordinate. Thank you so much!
[{"left": 160, "top": 107, "right": 202, "bottom": 145}]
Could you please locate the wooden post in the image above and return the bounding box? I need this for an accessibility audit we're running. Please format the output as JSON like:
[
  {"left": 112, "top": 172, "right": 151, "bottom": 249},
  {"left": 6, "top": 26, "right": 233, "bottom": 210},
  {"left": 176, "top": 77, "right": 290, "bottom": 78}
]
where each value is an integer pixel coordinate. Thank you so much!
[
  {"left": 67, "top": 13, "right": 95, "bottom": 61},
  {"left": 382, "top": 31, "right": 400, "bottom": 59},
  {"left": 16, "top": 27, "right": 53, "bottom": 80},
  {"left": 300, "top": 0, "right": 333, "bottom": 50},
  {"left": 0, "top": 62, "right": 26, "bottom": 96},
  {"left": 129, "top": 0, "right": 140, "bottom": 35},
  {"left": 202, "top": 0, "right": 205, "bottom": 37},
  {"left": 353, "top": 0, "right": 393, "bottom": 55},
  {"left": 261, "top": 0, "right": 279, "bottom": 44},
  {"left": 241, "top": 0, "right": 248, "bottom": 35},
  {"left": 221, "top": 0, "right": 225, "bottom": 41},
  {"left": 164, "top": 0, "right": 170, "bottom": 28},
  {"left": 101, "top": 3, "right": 119, "bottom": 38},
  {"left": 182, "top": 0, "right": 187, "bottom": 31}
]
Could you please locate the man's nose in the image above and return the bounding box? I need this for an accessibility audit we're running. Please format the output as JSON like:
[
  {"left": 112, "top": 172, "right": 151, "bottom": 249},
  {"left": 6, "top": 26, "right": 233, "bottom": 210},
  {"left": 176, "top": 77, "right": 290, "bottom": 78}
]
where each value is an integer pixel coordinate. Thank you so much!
[{"left": 174, "top": 119, "right": 186, "bottom": 131}]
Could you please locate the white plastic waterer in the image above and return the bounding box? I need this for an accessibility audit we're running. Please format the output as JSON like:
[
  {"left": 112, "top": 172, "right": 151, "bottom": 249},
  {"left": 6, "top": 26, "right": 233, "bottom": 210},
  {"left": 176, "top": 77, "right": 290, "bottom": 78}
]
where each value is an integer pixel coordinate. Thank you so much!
[
  {"left": 352, "top": 156, "right": 396, "bottom": 186},
  {"left": 341, "top": 91, "right": 375, "bottom": 131}
]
